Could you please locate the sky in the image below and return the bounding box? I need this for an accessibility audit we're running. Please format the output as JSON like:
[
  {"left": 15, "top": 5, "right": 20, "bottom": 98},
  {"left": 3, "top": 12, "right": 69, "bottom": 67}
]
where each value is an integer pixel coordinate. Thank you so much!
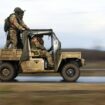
[{"left": 0, "top": 0, "right": 105, "bottom": 49}]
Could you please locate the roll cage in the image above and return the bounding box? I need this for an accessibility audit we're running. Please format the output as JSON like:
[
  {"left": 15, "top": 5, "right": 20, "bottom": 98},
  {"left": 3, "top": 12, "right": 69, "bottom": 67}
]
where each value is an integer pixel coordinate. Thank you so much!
[{"left": 21, "top": 29, "right": 61, "bottom": 65}]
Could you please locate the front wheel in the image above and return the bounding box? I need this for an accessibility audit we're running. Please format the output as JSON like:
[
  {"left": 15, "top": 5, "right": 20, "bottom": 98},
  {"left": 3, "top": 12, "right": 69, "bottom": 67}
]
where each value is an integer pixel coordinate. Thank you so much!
[
  {"left": 0, "top": 63, "right": 16, "bottom": 82},
  {"left": 61, "top": 63, "right": 80, "bottom": 82}
]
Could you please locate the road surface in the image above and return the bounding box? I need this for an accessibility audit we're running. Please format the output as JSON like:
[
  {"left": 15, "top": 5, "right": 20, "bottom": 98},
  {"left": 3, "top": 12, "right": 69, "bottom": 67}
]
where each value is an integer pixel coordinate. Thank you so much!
[
  {"left": 1, "top": 74, "right": 105, "bottom": 105},
  {"left": 15, "top": 75, "right": 105, "bottom": 83}
]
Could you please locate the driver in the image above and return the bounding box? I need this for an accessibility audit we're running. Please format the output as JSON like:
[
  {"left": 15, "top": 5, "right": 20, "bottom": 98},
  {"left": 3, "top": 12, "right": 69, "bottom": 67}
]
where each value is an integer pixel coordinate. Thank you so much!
[{"left": 31, "top": 35, "right": 54, "bottom": 68}]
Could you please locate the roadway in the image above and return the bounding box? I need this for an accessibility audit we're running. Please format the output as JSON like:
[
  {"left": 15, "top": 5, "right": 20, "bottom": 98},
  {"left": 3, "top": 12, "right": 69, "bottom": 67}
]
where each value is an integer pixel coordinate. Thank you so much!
[{"left": 15, "top": 75, "right": 105, "bottom": 83}]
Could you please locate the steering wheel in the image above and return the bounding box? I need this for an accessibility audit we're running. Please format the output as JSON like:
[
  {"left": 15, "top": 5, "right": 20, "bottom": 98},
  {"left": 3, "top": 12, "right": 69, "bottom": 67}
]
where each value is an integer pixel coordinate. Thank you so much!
[{"left": 47, "top": 45, "right": 53, "bottom": 52}]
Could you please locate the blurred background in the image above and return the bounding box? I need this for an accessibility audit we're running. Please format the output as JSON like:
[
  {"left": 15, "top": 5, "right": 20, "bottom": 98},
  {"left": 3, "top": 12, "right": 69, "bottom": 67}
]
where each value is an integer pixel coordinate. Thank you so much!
[{"left": 0, "top": 0, "right": 105, "bottom": 69}]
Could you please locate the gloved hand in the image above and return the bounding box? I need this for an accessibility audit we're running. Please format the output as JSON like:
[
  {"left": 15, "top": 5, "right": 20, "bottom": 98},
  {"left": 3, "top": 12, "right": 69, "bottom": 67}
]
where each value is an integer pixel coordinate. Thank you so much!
[
  {"left": 21, "top": 28, "right": 25, "bottom": 31},
  {"left": 20, "top": 28, "right": 25, "bottom": 32}
]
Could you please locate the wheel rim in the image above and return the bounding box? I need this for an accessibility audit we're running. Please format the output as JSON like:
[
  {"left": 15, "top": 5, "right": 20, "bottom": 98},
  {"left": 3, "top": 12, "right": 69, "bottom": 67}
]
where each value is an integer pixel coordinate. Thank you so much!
[
  {"left": 1, "top": 68, "right": 10, "bottom": 77},
  {"left": 66, "top": 68, "right": 75, "bottom": 77}
]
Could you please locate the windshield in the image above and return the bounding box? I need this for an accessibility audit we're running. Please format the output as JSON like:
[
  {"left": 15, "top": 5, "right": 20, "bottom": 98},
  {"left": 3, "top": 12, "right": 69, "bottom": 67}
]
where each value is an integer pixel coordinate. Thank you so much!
[{"left": 52, "top": 32, "right": 61, "bottom": 52}]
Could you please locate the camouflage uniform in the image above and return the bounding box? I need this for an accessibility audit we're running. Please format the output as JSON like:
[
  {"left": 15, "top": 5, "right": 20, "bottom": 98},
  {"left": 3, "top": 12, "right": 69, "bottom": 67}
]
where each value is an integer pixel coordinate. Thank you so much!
[
  {"left": 31, "top": 36, "right": 54, "bottom": 67},
  {"left": 5, "top": 7, "right": 28, "bottom": 49}
]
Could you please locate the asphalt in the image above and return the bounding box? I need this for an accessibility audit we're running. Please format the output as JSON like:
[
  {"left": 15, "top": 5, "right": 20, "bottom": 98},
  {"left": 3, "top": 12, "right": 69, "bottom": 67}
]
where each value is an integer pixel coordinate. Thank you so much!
[{"left": 13, "top": 76, "right": 105, "bottom": 83}]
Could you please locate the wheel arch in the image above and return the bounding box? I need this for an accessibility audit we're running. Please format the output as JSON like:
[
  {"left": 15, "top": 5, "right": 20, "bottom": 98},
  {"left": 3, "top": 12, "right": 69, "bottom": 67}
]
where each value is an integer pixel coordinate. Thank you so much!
[{"left": 57, "top": 58, "right": 82, "bottom": 72}]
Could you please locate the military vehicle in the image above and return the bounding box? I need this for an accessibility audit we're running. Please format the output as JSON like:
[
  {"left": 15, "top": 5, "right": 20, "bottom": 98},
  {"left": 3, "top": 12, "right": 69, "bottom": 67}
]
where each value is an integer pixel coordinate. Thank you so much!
[{"left": 0, "top": 29, "right": 85, "bottom": 82}]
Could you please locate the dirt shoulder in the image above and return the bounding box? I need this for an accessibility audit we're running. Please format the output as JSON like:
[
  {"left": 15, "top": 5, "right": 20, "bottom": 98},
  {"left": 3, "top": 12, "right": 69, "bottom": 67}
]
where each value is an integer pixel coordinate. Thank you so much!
[
  {"left": 0, "top": 83, "right": 105, "bottom": 92},
  {"left": 0, "top": 83, "right": 105, "bottom": 105}
]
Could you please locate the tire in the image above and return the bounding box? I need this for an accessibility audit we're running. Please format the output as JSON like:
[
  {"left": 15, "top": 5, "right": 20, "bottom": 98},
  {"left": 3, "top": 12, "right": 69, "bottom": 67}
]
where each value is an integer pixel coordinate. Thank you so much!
[
  {"left": 61, "top": 62, "right": 80, "bottom": 82},
  {"left": 0, "top": 63, "right": 16, "bottom": 82},
  {"left": 13, "top": 70, "right": 18, "bottom": 79}
]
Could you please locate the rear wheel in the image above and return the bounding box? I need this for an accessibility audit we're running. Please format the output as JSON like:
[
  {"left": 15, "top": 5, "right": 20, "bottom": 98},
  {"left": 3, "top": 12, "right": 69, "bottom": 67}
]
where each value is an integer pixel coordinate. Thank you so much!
[
  {"left": 0, "top": 63, "right": 16, "bottom": 82},
  {"left": 61, "top": 62, "right": 80, "bottom": 82}
]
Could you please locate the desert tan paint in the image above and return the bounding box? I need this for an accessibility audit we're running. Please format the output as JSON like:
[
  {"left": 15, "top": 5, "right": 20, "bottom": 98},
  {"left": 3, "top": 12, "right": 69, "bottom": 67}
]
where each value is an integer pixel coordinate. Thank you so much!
[{"left": 21, "top": 58, "right": 44, "bottom": 72}]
